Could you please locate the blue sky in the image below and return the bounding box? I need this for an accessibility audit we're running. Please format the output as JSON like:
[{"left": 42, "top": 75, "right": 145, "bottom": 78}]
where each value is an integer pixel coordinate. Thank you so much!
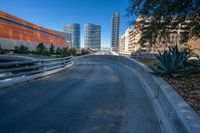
[{"left": 0, "top": 0, "right": 133, "bottom": 48}]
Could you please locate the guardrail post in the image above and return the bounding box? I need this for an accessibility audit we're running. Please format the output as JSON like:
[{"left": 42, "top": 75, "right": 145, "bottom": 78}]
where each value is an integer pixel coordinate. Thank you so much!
[
  {"left": 63, "top": 58, "right": 66, "bottom": 66},
  {"left": 40, "top": 60, "right": 45, "bottom": 73}
]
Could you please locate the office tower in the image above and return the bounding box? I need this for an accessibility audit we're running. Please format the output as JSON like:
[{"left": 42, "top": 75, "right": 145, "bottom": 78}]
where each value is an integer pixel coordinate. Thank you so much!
[
  {"left": 84, "top": 23, "right": 101, "bottom": 50},
  {"left": 65, "top": 32, "right": 72, "bottom": 48},
  {"left": 64, "top": 23, "right": 80, "bottom": 48},
  {"left": 111, "top": 12, "right": 120, "bottom": 51}
]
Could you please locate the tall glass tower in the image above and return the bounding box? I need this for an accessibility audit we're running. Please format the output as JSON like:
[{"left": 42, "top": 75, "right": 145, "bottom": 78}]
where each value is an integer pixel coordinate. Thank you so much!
[
  {"left": 111, "top": 12, "right": 120, "bottom": 51},
  {"left": 84, "top": 23, "right": 101, "bottom": 50},
  {"left": 64, "top": 23, "right": 80, "bottom": 49}
]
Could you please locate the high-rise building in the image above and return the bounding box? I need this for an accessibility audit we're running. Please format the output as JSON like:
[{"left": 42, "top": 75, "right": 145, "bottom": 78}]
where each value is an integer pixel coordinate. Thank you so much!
[
  {"left": 84, "top": 23, "right": 101, "bottom": 50},
  {"left": 65, "top": 32, "right": 72, "bottom": 48},
  {"left": 119, "top": 35, "right": 125, "bottom": 53},
  {"left": 111, "top": 12, "right": 120, "bottom": 51},
  {"left": 64, "top": 23, "right": 80, "bottom": 48}
]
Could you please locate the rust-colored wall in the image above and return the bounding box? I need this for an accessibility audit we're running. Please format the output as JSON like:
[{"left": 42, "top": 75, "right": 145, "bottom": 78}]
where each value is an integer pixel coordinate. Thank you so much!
[{"left": 0, "top": 11, "right": 66, "bottom": 47}]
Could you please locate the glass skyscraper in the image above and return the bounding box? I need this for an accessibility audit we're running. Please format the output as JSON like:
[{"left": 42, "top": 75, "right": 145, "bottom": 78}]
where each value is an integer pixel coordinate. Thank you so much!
[
  {"left": 64, "top": 23, "right": 80, "bottom": 49},
  {"left": 111, "top": 12, "right": 120, "bottom": 51},
  {"left": 84, "top": 23, "right": 101, "bottom": 50},
  {"left": 65, "top": 32, "right": 72, "bottom": 48}
]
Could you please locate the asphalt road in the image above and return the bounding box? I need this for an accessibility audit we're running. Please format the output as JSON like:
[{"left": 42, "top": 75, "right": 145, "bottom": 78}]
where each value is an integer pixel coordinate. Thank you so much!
[{"left": 0, "top": 57, "right": 161, "bottom": 133}]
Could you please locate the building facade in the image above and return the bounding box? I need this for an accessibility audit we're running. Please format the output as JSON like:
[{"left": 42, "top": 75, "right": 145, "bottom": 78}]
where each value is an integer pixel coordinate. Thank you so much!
[
  {"left": 63, "top": 23, "right": 80, "bottom": 49},
  {"left": 138, "top": 16, "right": 192, "bottom": 52},
  {"left": 84, "top": 23, "right": 101, "bottom": 50},
  {"left": 119, "top": 35, "right": 125, "bottom": 52},
  {"left": 65, "top": 32, "right": 72, "bottom": 48},
  {"left": 120, "top": 16, "right": 200, "bottom": 55},
  {"left": 0, "top": 11, "right": 66, "bottom": 50},
  {"left": 119, "top": 26, "right": 141, "bottom": 55},
  {"left": 111, "top": 12, "right": 120, "bottom": 51}
]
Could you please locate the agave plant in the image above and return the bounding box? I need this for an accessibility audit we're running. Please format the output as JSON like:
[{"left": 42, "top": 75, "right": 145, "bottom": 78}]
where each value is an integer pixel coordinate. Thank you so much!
[{"left": 154, "top": 45, "right": 191, "bottom": 75}]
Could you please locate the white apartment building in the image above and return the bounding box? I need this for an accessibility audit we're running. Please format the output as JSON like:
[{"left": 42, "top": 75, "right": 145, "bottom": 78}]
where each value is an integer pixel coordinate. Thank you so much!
[
  {"left": 119, "top": 35, "right": 125, "bottom": 52},
  {"left": 119, "top": 26, "right": 141, "bottom": 55}
]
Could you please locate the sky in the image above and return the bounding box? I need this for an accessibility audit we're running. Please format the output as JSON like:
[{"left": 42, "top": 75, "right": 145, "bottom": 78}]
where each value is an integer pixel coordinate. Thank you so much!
[{"left": 0, "top": 0, "right": 134, "bottom": 48}]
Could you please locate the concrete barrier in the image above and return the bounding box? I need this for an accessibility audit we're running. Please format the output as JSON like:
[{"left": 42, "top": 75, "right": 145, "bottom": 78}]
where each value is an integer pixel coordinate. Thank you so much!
[{"left": 84, "top": 55, "right": 200, "bottom": 133}]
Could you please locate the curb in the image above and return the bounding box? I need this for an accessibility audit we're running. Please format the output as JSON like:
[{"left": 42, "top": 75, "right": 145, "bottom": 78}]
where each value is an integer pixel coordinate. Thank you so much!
[{"left": 83, "top": 55, "right": 200, "bottom": 133}]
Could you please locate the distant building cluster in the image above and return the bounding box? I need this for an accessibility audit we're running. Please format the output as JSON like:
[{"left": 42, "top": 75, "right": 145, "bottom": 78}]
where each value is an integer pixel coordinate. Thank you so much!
[
  {"left": 0, "top": 11, "right": 102, "bottom": 51},
  {"left": 0, "top": 10, "right": 199, "bottom": 54},
  {"left": 63, "top": 23, "right": 101, "bottom": 50},
  {"left": 0, "top": 11, "right": 132, "bottom": 52},
  {"left": 62, "top": 12, "right": 121, "bottom": 51}
]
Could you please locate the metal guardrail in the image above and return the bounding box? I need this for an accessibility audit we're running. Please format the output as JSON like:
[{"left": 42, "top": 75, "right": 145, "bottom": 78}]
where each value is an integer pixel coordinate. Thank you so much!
[{"left": 0, "top": 56, "right": 74, "bottom": 81}]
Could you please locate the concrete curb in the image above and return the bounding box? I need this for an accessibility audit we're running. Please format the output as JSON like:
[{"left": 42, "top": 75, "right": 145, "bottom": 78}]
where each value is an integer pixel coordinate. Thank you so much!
[
  {"left": 83, "top": 55, "right": 200, "bottom": 133},
  {"left": 0, "top": 62, "right": 74, "bottom": 88}
]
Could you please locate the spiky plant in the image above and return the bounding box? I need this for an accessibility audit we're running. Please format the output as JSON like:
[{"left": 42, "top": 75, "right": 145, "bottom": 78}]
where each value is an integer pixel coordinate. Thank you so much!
[{"left": 154, "top": 45, "right": 191, "bottom": 75}]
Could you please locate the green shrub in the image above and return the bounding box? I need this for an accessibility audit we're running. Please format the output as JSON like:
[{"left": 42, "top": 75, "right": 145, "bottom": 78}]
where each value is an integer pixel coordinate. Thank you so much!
[
  {"left": 70, "top": 48, "right": 77, "bottom": 56},
  {"left": 36, "top": 43, "right": 49, "bottom": 55},
  {"left": 154, "top": 45, "right": 199, "bottom": 75},
  {"left": 14, "top": 45, "right": 29, "bottom": 54},
  {"left": 0, "top": 47, "right": 9, "bottom": 54},
  {"left": 14, "top": 46, "right": 20, "bottom": 53},
  {"left": 62, "top": 48, "right": 70, "bottom": 56},
  {"left": 19, "top": 45, "right": 29, "bottom": 54},
  {"left": 49, "top": 44, "right": 55, "bottom": 54},
  {"left": 55, "top": 47, "right": 63, "bottom": 56},
  {"left": 80, "top": 49, "right": 89, "bottom": 55}
]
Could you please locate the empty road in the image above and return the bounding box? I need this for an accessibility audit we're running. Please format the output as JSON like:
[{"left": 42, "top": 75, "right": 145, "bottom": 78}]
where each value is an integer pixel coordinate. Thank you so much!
[{"left": 0, "top": 57, "right": 161, "bottom": 133}]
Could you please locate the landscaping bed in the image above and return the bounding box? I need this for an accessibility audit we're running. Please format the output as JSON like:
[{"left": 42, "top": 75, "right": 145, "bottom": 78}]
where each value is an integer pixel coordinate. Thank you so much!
[{"left": 132, "top": 56, "right": 200, "bottom": 115}]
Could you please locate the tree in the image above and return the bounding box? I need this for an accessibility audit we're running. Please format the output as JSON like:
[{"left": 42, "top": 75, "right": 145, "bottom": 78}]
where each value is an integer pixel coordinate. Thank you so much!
[
  {"left": 36, "top": 42, "right": 48, "bottom": 55},
  {"left": 14, "top": 45, "right": 29, "bottom": 54},
  {"left": 14, "top": 46, "right": 20, "bottom": 53},
  {"left": 62, "top": 47, "right": 70, "bottom": 56},
  {"left": 49, "top": 44, "right": 55, "bottom": 54},
  {"left": 0, "top": 44, "right": 7, "bottom": 54},
  {"left": 81, "top": 49, "right": 89, "bottom": 55},
  {"left": 56, "top": 47, "right": 63, "bottom": 56},
  {"left": 70, "top": 48, "right": 77, "bottom": 56},
  {"left": 127, "top": 0, "right": 200, "bottom": 45},
  {"left": 19, "top": 45, "right": 29, "bottom": 54}
]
